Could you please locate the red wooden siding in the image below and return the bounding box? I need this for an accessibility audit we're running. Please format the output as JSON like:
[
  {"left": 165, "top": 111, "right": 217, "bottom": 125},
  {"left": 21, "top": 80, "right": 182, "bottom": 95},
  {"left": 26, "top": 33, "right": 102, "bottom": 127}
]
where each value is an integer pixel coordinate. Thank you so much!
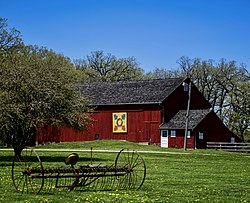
[
  {"left": 167, "top": 130, "right": 195, "bottom": 149},
  {"left": 36, "top": 109, "right": 162, "bottom": 144},
  {"left": 194, "top": 111, "right": 239, "bottom": 148},
  {"left": 36, "top": 126, "right": 61, "bottom": 144},
  {"left": 88, "top": 110, "right": 161, "bottom": 143}
]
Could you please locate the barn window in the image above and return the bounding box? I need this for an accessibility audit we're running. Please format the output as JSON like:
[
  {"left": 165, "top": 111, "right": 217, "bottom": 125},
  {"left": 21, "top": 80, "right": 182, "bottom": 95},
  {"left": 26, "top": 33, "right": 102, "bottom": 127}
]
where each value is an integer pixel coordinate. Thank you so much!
[
  {"left": 170, "top": 130, "right": 176, "bottom": 137},
  {"left": 161, "top": 130, "right": 168, "bottom": 137},
  {"left": 198, "top": 132, "right": 204, "bottom": 140},
  {"left": 231, "top": 137, "right": 235, "bottom": 143},
  {"left": 187, "top": 130, "right": 191, "bottom": 138},
  {"left": 183, "top": 82, "right": 189, "bottom": 92}
]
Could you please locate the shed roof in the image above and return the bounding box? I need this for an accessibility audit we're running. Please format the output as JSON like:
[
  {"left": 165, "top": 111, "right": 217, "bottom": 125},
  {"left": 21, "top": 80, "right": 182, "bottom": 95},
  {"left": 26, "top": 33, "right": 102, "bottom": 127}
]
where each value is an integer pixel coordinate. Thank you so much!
[
  {"left": 78, "top": 78, "right": 185, "bottom": 106},
  {"left": 160, "top": 109, "right": 210, "bottom": 130}
]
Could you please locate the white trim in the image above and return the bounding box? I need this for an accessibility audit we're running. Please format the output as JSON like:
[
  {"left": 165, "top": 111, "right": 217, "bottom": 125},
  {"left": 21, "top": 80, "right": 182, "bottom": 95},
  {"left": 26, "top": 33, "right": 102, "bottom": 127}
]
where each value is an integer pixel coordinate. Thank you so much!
[
  {"left": 198, "top": 132, "right": 204, "bottom": 140},
  {"left": 170, "top": 130, "right": 176, "bottom": 137},
  {"left": 161, "top": 130, "right": 169, "bottom": 148}
]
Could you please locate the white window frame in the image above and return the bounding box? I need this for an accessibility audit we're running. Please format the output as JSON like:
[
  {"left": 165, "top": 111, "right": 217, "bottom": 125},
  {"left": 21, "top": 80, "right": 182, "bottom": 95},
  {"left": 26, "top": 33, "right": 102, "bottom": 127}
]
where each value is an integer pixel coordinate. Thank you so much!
[
  {"left": 187, "top": 130, "right": 191, "bottom": 139},
  {"left": 183, "top": 83, "right": 189, "bottom": 92},
  {"left": 198, "top": 132, "right": 204, "bottom": 140},
  {"left": 231, "top": 137, "right": 235, "bottom": 143},
  {"left": 170, "top": 130, "right": 176, "bottom": 137}
]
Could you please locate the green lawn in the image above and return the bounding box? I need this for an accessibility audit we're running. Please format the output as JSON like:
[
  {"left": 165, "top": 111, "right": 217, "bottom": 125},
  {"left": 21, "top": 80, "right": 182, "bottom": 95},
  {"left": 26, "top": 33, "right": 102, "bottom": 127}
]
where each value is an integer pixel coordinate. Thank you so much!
[{"left": 0, "top": 141, "right": 249, "bottom": 203}]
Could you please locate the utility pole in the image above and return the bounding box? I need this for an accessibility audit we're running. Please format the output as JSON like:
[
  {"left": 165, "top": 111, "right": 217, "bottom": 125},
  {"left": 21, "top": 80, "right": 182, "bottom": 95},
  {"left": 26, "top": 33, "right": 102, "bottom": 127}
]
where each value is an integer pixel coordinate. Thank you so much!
[{"left": 184, "top": 82, "right": 191, "bottom": 151}]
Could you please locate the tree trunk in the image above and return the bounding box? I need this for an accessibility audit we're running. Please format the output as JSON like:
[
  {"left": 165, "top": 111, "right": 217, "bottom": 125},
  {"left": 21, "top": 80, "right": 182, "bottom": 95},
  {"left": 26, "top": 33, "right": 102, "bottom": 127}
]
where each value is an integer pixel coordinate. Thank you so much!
[
  {"left": 240, "top": 129, "right": 245, "bottom": 143},
  {"left": 13, "top": 146, "right": 23, "bottom": 159}
]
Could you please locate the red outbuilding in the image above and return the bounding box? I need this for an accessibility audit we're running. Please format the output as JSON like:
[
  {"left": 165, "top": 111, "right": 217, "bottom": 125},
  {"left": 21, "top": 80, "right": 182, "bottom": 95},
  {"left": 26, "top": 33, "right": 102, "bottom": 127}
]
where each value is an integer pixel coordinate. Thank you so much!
[{"left": 36, "top": 77, "right": 239, "bottom": 149}]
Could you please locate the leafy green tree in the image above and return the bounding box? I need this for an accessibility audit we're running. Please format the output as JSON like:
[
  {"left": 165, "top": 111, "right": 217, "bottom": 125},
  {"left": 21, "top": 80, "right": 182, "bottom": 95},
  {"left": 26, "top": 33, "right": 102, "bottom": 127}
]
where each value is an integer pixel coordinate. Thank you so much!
[
  {"left": 0, "top": 16, "right": 22, "bottom": 146},
  {"left": 228, "top": 80, "right": 250, "bottom": 141},
  {"left": 74, "top": 50, "right": 144, "bottom": 82},
  {"left": 244, "top": 130, "right": 250, "bottom": 142},
  {"left": 0, "top": 45, "right": 90, "bottom": 157}
]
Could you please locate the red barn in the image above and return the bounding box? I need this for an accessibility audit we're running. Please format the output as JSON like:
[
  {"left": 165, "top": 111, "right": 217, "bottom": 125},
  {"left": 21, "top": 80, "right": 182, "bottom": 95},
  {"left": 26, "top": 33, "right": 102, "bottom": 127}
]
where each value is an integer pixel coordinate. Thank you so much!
[{"left": 36, "top": 77, "right": 239, "bottom": 149}]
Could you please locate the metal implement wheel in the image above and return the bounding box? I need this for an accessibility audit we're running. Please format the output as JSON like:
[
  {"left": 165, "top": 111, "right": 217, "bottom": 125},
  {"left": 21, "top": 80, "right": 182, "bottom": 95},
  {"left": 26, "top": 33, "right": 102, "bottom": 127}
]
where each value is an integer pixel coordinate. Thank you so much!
[
  {"left": 115, "top": 149, "right": 146, "bottom": 189},
  {"left": 12, "top": 148, "right": 44, "bottom": 194}
]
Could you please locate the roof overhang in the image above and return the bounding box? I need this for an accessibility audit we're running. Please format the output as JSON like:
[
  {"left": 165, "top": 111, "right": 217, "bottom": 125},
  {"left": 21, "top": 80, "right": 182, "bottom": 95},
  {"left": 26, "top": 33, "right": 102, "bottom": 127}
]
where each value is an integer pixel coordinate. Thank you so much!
[{"left": 91, "top": 101, "right": 162, "bottom": 106}]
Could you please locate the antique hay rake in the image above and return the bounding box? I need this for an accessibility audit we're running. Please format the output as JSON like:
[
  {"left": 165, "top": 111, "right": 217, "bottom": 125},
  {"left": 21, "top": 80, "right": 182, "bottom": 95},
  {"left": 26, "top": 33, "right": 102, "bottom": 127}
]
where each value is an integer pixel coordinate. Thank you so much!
[{"left": 12, "top": 148, "right": 146, "bottom": 194}]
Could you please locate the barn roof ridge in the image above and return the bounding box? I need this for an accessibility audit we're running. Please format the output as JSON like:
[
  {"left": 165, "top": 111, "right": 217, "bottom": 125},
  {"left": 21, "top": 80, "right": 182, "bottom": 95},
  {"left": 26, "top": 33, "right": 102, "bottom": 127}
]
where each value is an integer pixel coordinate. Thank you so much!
[
  {"left": 78, "top": 77, "right": 185, "bottom": 86},
  {"left": 79, "top": 77, "right": 186, "bottom": 106}
]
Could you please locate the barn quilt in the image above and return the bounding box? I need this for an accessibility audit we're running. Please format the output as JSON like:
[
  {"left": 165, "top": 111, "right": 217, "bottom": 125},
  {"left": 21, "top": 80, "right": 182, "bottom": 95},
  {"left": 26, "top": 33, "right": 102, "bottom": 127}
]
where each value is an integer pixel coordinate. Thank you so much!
[{"left": 112, "top": 112, "right": 127, "bottom": 133}]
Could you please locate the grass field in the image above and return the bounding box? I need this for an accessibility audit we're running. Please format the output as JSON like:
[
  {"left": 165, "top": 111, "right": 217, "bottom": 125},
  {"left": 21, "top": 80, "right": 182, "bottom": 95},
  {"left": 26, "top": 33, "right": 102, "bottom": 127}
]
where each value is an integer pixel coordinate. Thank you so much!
[{"left": 0, "top": 140, "right": 249, "bottom": 203}]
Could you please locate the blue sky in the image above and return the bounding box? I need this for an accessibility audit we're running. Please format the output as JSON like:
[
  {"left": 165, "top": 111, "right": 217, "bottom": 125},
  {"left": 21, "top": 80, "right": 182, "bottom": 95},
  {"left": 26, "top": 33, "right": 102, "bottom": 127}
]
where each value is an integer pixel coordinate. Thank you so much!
[{"left": 1, "top": 0, "right": 250, "bottom": 72}]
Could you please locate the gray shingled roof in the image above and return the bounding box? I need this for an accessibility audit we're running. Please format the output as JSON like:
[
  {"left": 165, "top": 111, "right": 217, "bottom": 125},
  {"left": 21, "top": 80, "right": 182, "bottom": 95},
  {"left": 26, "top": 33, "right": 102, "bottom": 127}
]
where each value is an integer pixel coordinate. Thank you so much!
[
  {"left": 78, "top": 78, "right": 184, "bottom": 105},
  {"left": 160, "top": 109, "right": 210, "bottom": 129}
]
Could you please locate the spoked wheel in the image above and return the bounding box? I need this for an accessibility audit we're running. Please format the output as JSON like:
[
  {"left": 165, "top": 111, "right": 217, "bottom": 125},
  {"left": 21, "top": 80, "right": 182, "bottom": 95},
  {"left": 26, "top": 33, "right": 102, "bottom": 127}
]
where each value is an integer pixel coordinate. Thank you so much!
[
  {"left": 115, "top": 149, "right": 146, "bottom": 190},
  {"left": 12, "top": 148, "right": 44, "bottom": 194}
]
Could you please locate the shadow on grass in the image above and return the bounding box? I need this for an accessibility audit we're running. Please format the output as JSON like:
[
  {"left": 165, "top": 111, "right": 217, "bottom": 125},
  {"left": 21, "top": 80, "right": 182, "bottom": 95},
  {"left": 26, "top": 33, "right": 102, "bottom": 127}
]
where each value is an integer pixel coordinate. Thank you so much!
[{"left": 0, "top": 156, "right": 107, "bottom": 163}]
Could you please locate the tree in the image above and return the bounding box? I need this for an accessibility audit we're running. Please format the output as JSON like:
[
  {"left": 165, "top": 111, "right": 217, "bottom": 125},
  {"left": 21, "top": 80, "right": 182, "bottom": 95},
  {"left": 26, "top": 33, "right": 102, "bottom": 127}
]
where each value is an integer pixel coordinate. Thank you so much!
[
  {"left": 74, "top": 50, "right": 145, "bottom": 82},
  {"left": 0, "top": 45, "right": 90, "bottom": 157},
  {"left": 178, "top": 57, "right": 228, "bottom": 116},
  {"left": 145, "top": 67, "right": 181, "bottom": 79},
  {"left": 0, "top": 17, "right": 22, "bottom": 55},
  {"left": 177, "top": 56, "right": 250, "bottom": 141},
  {"left": 227, "top": 79, "right": 250, "bottom": 141}
]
